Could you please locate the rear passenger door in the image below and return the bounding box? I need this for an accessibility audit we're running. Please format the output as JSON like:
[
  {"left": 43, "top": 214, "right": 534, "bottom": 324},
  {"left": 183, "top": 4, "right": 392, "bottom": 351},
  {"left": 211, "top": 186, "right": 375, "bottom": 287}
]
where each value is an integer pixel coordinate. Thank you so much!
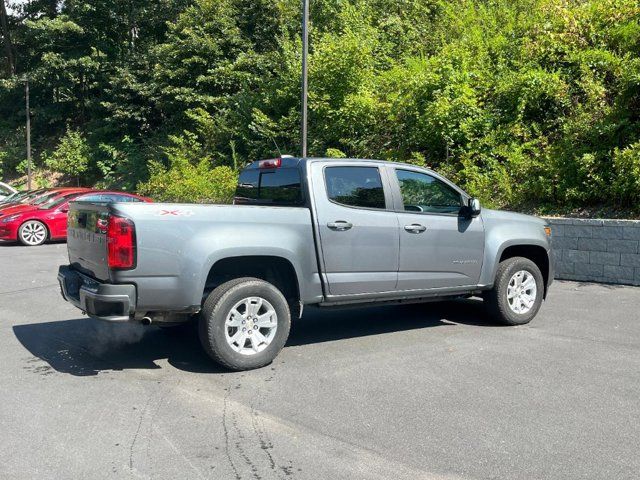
[{"left": 310, "top": 162, "right": 399, "bottom": 296}]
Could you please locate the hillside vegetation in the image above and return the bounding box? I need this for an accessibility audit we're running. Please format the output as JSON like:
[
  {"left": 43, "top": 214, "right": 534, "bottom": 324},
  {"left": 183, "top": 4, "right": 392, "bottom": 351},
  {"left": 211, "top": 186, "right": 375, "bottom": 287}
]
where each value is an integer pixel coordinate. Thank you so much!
[{"left": 0, "top": 0, "right": 639, "bottom": 212}]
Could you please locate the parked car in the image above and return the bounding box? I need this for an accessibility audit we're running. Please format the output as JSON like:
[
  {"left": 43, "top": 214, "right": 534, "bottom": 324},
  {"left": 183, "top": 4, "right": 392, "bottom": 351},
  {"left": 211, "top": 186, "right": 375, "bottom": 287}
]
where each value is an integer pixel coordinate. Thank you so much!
[
  {"left": 0, "top": 187, "right": 48, "bottom": 208},
  {"left": 58, "top": 157, "right": 554, "bottom": 371},
  {"left": 0, "top": 190, "right": 150, "bottom": 246},
  {"left": 0, "top": 188, "right": 88, "bottom": 215},
  {"left": 0, "top": 187, "right": 94, "bottom": 211},
  {"left": 0, "top": 182, "right": 17, "bottom": 202}
]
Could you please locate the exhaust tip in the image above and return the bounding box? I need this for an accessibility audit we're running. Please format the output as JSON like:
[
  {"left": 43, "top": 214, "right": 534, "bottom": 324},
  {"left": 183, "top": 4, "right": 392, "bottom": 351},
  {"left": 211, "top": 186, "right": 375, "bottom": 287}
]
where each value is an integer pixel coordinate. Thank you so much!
[{"left": 141, "top": 316, "right": 152, "bottom": 326}]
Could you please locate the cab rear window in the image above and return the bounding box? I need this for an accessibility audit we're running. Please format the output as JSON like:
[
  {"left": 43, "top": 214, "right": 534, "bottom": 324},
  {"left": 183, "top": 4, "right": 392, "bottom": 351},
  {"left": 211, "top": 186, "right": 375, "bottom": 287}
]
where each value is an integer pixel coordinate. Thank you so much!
[{"left": 234, "top": 168, "right": 303, "bottom": 206}]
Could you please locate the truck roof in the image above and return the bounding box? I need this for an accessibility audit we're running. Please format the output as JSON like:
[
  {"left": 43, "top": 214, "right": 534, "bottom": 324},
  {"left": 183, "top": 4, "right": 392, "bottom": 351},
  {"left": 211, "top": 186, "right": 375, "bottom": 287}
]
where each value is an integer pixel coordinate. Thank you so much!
[{"left": 244, "top": 156, "right": 425, "bottom": 170}]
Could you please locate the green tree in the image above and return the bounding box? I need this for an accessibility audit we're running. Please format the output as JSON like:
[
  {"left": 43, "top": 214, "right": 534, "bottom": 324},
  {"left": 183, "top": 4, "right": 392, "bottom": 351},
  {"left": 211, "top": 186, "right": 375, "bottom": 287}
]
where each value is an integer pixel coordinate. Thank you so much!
[
  {"left": 44, "top": 128, "right": 90, "bottom": 185},
  {"left": 0, "top": 0, "right": 639, "bottom": 214}
]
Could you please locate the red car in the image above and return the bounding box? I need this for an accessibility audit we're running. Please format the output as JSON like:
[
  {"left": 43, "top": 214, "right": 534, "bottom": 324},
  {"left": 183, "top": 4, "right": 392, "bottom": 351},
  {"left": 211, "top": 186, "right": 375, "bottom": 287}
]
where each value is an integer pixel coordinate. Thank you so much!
[
  {"left": 0, "top": 187, "right": 78, "bottom": 212},
  {"left": 0, "top": 188, "right": 90, "bottom": 213},
  {"left": 0, "top": 190, "right": 151, "bottom": 246}
]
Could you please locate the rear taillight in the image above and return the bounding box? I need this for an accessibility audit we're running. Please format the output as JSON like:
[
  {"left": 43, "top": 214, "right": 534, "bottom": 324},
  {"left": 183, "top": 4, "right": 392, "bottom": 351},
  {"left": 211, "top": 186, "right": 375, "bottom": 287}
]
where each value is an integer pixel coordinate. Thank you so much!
[{"left": 107, "top": 215, "right": 136, "bottom": 270}]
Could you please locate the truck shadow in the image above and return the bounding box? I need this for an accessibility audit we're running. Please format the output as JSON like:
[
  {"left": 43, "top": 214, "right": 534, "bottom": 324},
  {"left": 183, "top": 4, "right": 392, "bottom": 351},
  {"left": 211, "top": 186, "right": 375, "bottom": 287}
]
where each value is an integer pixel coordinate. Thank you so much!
[{"left": 13, "top": 299, "right": 494, "bottom": 377}]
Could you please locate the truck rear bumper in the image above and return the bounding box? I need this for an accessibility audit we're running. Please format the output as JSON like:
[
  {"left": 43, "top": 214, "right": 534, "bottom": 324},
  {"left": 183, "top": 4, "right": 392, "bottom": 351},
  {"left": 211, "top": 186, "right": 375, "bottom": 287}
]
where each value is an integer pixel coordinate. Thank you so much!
[{"left": 57, "top": 265, "right": 136, "bottom": 322}]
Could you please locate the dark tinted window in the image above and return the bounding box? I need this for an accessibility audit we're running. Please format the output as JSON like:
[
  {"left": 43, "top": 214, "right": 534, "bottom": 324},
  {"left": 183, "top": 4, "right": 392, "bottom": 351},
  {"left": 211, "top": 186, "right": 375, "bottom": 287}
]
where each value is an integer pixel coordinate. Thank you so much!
[
  {"left": 395, "top": 170, "right": 461, "bottom": 214},
  {"left": 235, "top": 168, "right": 303, "bottom": 206},
  {"left": 325, "top": 166, "right": 386, "bottom": 209}
]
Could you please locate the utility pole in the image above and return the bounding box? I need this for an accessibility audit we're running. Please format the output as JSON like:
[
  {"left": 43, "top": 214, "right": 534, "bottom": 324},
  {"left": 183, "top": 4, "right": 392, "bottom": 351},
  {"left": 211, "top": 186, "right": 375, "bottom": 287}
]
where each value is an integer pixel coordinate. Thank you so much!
[
  {"left": 25, "top": 77, "right": 32, "bottom": 191},
  {"left": 301, "top": 0, "right": 309, "bottom": 158}
]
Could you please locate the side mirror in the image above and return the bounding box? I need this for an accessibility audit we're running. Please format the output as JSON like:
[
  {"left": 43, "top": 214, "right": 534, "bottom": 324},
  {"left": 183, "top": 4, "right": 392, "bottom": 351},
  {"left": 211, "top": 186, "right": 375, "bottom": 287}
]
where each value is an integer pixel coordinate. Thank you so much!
[
  {"left": 467, "top": 198, "right": 481, "bottom": 217},
  {"left": 59, "top": 207, "right": 69, "bottom": 213}
]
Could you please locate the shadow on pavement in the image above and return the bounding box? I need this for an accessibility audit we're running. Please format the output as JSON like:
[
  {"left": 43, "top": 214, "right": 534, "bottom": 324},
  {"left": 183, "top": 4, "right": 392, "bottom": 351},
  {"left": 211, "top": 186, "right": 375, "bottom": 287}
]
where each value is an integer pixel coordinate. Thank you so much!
[{"left": 13, "top": 299, "right": 493, "bottom": 377}]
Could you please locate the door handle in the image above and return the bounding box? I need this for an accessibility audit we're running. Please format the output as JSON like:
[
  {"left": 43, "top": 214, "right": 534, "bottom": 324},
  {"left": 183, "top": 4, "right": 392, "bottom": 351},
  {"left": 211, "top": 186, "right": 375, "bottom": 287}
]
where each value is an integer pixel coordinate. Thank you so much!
[
  {"left": 404, "top": 224, "right": 426, "bottom": 233},
  {"left": 327, "top": 221, "right": 353, "bottom": 231}
]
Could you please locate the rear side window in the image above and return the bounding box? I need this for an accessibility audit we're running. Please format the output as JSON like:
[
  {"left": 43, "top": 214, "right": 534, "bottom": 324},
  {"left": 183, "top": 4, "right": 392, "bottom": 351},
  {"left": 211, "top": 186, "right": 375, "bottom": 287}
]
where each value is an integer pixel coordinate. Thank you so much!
[
  {"left": 325, "top": 166, "right": 386, "bottom": 209},
  {"left": 235, "top": 168, "right": 303, "bottom": 206}
]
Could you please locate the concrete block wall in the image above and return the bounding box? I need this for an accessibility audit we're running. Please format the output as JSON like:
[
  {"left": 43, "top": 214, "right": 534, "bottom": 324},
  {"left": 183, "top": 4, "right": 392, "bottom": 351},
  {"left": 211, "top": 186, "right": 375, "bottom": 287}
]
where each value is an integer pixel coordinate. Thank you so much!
[{"left": 544, "top": 217, "right": 640, "bottom": 286}]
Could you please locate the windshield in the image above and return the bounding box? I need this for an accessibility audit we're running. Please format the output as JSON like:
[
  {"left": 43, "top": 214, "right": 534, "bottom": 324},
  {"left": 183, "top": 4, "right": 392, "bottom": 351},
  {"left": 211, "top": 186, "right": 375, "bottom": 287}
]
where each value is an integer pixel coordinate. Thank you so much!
[
  {"left": 3, "top": 191, "right": 32, "bottom": 204},
  {"left": 1, "top": 192, "right": 19, "bottom": 202},
  {"left": 39, "top": 192, "right": 81, "bottom": 210}
]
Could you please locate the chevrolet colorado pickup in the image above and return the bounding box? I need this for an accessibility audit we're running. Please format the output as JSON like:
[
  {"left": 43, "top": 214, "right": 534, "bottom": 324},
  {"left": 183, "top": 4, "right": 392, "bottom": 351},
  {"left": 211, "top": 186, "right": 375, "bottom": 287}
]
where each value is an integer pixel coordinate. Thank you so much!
[{"left": 58, "top": 157, "right": 553, "bottom": 370}]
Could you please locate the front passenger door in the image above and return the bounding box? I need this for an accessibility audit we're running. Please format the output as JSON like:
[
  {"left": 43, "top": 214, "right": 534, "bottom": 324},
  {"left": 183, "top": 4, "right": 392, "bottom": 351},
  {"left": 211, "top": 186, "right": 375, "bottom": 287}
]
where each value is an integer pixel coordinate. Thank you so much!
[{"left": 392, "top": 168, "right": 484, "bottom": 290}]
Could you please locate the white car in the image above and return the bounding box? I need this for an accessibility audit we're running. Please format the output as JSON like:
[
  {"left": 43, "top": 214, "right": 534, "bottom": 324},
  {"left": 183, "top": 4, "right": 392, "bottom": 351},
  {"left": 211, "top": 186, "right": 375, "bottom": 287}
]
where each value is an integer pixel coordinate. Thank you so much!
[{"left": 0, "top": 182, "right": 17, "bottom": 202}]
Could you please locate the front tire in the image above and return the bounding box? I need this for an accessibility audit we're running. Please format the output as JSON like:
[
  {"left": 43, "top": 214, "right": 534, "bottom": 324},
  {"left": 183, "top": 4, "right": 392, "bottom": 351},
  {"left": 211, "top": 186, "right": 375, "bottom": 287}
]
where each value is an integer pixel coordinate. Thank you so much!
[
  {"left": 484, "top": 257, "right": 544, "bottom": 325},
  {"left": 198, "top": 277, "right": 291, "bottom": 371},
  {"left": 18, "top": 220, "right": 48, "bottom": 246}
]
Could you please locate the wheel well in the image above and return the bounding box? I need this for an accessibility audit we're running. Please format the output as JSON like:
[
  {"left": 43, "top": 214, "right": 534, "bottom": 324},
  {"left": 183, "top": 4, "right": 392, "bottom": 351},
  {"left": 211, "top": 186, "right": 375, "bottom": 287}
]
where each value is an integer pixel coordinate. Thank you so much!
[
  {"left": 204, "top": 256, "right": 301, "bottom": 314},
  {"left": 499, "top": 245, "right": 550, "bottom": 296}
]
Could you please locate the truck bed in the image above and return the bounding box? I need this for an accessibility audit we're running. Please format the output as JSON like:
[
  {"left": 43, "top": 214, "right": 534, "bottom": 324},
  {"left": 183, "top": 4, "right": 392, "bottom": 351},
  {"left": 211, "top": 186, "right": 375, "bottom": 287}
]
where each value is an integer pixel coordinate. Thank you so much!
[{"left": 67, "top": 202, "right": 324, "bottom": 312}]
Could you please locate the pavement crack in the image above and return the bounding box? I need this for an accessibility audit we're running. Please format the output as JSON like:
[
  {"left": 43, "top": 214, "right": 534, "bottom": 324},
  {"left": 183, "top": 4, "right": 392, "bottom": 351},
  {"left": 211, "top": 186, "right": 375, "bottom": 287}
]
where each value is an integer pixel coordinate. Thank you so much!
[
  {"left": 223, "top": 387, "right": 242, "bottom": 480},
  {"left": 250, "top": 368, "right": 286, "bottom": 479},
  {"left": 129, "top": 394, "right": 152, "bottom": 472},
  {"left": 251, "top": 404, "right": 277, "bottom": 473}
]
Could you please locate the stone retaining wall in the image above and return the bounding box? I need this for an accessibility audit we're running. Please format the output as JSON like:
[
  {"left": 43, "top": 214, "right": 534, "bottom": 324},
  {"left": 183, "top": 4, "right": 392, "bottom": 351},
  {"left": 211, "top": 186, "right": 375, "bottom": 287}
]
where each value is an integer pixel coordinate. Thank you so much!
[{"left": 544, "top": 217, "right": 640, "bottom": 286}]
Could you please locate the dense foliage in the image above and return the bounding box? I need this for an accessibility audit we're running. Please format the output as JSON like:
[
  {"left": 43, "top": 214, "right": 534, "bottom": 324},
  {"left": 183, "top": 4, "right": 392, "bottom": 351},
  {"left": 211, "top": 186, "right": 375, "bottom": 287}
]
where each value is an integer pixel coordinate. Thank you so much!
[{"left": 0, "top": 0, "right": 639, "bottom": 211}]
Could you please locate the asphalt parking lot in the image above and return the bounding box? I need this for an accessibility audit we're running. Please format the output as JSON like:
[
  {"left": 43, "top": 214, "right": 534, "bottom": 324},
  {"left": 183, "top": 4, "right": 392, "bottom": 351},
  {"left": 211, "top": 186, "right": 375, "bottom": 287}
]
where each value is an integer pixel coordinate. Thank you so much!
[{"left": 1, "top": 243, "right": 639, "bottom": 480}]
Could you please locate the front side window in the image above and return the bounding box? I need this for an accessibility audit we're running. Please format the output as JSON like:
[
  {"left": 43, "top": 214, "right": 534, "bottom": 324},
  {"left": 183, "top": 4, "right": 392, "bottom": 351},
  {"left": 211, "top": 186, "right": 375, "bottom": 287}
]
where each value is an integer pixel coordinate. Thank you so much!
[
  {"left": 395, "top": 170, "right": 462, "bottom": 214},
  {"left": 325, "top": 166, "right": 386, "bottom": 209}
]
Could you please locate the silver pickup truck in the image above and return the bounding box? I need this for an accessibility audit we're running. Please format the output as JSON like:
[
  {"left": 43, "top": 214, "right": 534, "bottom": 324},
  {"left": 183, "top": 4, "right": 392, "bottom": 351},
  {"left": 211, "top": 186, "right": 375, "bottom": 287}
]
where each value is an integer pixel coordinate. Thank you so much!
[{"left": 58, "top": 157, "right": 553, "bottom": 370}]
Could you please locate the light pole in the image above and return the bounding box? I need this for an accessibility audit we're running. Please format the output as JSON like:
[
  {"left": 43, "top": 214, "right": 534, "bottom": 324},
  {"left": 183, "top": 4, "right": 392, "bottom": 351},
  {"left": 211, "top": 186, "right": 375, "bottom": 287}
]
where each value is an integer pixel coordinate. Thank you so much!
[
  {"left": 24, "top": 76, "right": 32, "bottom": 191},
  {"left": 301, "top": 0, "right": 309, "bottom": 158}
]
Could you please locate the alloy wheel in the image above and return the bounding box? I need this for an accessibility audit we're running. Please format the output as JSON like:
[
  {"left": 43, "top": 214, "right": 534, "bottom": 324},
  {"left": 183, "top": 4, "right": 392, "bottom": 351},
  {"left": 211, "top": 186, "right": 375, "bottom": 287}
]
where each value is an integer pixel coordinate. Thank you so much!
[
  {"left": 506, "top": 270, "right": 537, "bottom": 314},
  {"left": 224, "top": 296, "right": 278, "bottom": 355},
  {"left": 19, "top": 221, "right": 47, "bottom": 246}
]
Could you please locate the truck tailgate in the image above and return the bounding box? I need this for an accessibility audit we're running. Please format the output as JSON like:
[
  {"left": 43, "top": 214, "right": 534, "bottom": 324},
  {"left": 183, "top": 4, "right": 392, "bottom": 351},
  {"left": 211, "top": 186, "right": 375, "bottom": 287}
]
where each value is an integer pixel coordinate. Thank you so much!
[{"left": 67, "top": 202, "right": 111, "bottom": 281}]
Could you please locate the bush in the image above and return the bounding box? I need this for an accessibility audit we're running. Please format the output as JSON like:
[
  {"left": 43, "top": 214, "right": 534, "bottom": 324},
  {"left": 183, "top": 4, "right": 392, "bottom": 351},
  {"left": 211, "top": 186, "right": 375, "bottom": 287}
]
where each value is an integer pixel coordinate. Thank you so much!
[
  {"left": 612, "top": 141, "right": 640, "bottom": 207},
  {"left": 138, "top": 160, "right": 237, "bottom": 203},
  {"left": 137, "top": 134, "right": 238, "bottom": 203},
  {"left": 3, "top": 0, "right": 640, "bottom": 215},
  {"left": 43, "top": 128, "right": 90, "bottom": 186}
]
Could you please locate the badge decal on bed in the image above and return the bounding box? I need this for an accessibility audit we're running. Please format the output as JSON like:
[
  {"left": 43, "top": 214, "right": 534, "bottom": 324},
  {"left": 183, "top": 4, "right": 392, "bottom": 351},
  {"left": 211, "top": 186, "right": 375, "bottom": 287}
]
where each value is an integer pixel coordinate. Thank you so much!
[{"left": 155, "top": 209, "right": 195, "bottom": 217}]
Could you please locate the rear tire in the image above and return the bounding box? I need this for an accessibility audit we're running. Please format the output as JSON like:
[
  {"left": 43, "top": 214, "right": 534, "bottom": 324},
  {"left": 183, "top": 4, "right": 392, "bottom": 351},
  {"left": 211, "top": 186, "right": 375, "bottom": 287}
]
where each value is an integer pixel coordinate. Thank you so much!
[
  {"left": 484, "top": 256, "right": 543, "bottom": 326},
  {"left": 198, "top": 277, "right": 291, "bottom": 371},
  {"left": 18, "top": 220, "right": 48, "bottom": 246}
]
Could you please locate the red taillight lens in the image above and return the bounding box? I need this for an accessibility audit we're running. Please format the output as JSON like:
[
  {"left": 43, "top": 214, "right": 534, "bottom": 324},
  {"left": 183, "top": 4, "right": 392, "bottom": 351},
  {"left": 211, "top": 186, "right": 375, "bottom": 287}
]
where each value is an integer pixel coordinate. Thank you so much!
[
  {"left": 107, "top": 215, "right": 136, "bottom": 270},
  {"left": 258, "top": 158, "right": 282, "bottom": 169}
]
